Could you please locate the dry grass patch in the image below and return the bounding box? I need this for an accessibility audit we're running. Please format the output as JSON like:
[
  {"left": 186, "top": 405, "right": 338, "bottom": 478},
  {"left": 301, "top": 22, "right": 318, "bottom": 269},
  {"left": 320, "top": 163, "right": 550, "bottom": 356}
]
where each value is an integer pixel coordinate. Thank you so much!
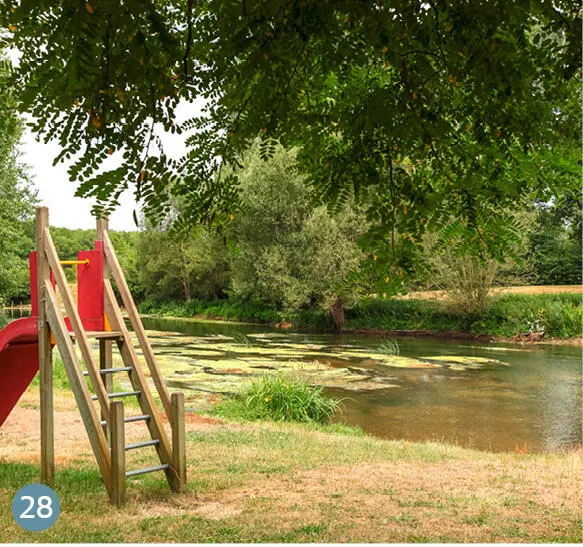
[
  {"left": 400, "top": 285, "right": 582, "bottom": 301},
  {"left": 0, "top": 387, "right": 580, "bottom": 542}
]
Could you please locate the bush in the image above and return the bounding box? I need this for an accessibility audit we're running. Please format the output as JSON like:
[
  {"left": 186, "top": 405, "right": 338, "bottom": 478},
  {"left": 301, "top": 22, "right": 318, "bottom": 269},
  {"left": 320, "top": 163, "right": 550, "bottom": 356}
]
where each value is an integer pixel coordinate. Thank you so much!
[
  {"left": 139, "top": 292, "right": 581, "bottom": 339},
  {"left": 213, "top": 374, "right": 340, "bottom": 424},
  {"left": 478, "top": 293, "right": 582, "bottom": 339},
  {"left": 139, "top": 297, "right": 283, "bottom": 323},
  {"left": 345, "top": 293, "right": 581, "bottom": 339}
]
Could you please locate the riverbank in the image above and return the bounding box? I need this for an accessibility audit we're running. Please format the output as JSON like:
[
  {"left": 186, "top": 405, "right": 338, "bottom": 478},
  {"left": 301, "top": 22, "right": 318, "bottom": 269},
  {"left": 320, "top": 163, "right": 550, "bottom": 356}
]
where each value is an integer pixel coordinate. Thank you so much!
[
  {"left": 1, "top": 387, "right": 581, "bottom": 543},
  {"left": 138, "top": 291, "right": 582, "bottom": 342}
]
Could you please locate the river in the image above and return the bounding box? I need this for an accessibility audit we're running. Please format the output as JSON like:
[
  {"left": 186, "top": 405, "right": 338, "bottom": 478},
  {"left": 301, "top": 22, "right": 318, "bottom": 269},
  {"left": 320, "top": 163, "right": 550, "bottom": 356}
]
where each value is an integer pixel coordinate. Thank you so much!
[
  {"left": 139, "top": 316, "right": 582, "bottom": 454},
  {"left": 3, "top": 309, "right": 580, "bottom": 453}
]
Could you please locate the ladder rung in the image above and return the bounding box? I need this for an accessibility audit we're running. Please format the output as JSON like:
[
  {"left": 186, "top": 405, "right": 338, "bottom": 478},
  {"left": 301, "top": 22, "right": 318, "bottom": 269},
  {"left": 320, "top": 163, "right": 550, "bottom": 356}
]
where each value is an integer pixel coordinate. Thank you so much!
[
  {"left": 92, "top": 390, "right": 141, "bottom": 400},
  {"left": 125, "top": 439, "right": 160, "bottom": 451},
  {"left": 70, "top": 330, "right": 125, "bottom": 340},
  {"left": 83, "top": 367, "right": 132, "bottom": 376},
  {"left": 126, "top": 464, "right": 169, "bottom": 478},
  {"left": 100, "top": 414, "right": 150, "bottom": 426}
]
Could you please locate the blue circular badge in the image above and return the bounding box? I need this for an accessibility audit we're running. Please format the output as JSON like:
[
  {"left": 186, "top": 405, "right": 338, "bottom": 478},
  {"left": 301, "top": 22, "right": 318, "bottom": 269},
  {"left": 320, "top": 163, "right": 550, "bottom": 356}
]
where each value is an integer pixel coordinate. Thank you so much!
[{"left": 12, "top": 483, "right": 60, "bottom": 532}]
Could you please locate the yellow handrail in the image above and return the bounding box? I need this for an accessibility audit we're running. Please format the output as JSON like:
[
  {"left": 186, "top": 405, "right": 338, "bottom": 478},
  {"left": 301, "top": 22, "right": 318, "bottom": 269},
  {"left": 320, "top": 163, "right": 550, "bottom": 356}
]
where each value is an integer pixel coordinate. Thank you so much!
[{"left": 59, "top": 259, "right": 90, "bottom": 266}]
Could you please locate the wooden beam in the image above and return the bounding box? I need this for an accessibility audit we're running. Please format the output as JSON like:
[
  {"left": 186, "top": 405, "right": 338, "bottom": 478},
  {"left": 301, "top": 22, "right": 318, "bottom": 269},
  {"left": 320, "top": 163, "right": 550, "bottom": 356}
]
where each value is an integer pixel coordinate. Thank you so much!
[
  {"left": 97, "top": 217, "right": 113, "bottom": 438},
  {"left": 45, "top": 281, "right": 111, "bottom": 491},
  {"left": 103, "top": 279, "right": 177, "bottom": 490},
  {"left": 171, "top": 392, "right": 187, "bottom": 492},
  {"left": 110, "top": 401, "right": 126, "bottom": 507},
  {"left": 43, "top": 228, "right": 110, "bottom": 422},
  {"left": 96, "top": 217, "right": 109, "bottom": 241},
  {"left": 99, "top": 339, "right": 113, "bottom": 438},
  {"left": 101, "top": 230, "right": 172, "bottom": 418},
  {"left": 37, "top": 207, "right": 54, "bottom": 486}
]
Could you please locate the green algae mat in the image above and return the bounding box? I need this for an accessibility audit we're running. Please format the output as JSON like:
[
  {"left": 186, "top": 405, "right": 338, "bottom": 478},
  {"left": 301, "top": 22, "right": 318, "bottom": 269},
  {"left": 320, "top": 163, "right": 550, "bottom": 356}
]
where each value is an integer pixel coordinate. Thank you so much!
[{"left": 92, "top": 330, "right": 509, "bottom": 401}]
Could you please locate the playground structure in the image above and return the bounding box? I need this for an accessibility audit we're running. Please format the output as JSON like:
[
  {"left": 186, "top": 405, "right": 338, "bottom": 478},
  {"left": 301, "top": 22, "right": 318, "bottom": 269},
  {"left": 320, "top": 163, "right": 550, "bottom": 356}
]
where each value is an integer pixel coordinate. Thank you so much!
[{"left": 0, "top": 207, "right": 186, "bottom": 506}]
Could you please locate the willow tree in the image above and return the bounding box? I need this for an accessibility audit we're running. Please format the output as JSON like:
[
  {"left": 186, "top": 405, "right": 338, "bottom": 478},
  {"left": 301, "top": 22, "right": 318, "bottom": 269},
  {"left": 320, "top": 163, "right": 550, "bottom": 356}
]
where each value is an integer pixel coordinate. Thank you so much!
[{"left": 2, "top": 0, "right": 580, "bottom": 293}]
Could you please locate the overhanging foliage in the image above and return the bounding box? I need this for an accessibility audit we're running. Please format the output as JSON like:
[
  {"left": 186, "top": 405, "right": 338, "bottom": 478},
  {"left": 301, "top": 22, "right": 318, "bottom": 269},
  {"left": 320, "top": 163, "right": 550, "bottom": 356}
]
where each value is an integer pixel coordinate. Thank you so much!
[{"left": 1, "top": 1, "right": 580, "bottom": 291}]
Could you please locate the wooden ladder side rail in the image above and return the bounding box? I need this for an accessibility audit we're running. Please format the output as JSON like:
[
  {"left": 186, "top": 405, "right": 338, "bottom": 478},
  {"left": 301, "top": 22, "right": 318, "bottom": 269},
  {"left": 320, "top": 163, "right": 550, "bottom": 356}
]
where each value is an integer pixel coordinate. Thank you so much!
[
  {"left": 96, "top": 219, "right": 114, "bottom": 438},
  {"left": 110, "top": 401, "right": 126, "bottom": 507},
  {"left": 43, "top": 228, "right": 111, "bottom": 423},
  {"left": 103, "top": 279, "right": 181, "bottom": 492},
  {"left": 44, "top": 280, "right": 112, "bottom": 493},
  {"left": 37, "top": 207, "right": 54, "bottom": 486},
  {"left": 100, "top": 229, "right": 172, "bottom": 419}
]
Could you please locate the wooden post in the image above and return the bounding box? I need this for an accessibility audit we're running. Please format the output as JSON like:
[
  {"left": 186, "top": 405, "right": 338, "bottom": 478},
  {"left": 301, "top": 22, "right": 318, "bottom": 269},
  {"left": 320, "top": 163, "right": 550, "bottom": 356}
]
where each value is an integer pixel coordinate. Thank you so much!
[
  {"left": 171, "top": 392, "right": 186, "bottom": 492},
  {"left": 110, "top": 401, "right": 126, "bottom": 507},
  {"left": 99, "top": 339, "right": 113, "bottom": 438},
  {"left": 97, "top": 217, "right": 113, "bottom": 438},
  {"left": 37, "top": 207, "right": 54, "bottom": 486},
  {"left": 45, "top": 282, "right": 112, "bottom": 490}
]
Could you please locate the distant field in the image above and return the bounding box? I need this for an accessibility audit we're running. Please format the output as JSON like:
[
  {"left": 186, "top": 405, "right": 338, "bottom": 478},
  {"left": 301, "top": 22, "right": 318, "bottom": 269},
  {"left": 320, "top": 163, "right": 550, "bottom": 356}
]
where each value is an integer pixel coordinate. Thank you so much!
[{"left": 398, "top": 285, "right": 582, "bottom": 301}]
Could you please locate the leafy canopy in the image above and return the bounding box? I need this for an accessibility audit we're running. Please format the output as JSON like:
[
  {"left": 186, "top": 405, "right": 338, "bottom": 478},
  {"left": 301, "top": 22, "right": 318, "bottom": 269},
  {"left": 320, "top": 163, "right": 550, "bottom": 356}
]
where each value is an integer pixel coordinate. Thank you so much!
[{"left": 1, "top": 0, "right": 580, "bottom": 289}]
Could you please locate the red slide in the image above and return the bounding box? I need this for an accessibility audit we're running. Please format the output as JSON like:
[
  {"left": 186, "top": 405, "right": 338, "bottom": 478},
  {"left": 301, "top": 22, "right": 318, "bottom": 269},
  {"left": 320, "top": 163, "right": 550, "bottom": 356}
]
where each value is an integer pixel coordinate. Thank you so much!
[{"left": 0, "top": 317, "right": 39, "bottom": 427}]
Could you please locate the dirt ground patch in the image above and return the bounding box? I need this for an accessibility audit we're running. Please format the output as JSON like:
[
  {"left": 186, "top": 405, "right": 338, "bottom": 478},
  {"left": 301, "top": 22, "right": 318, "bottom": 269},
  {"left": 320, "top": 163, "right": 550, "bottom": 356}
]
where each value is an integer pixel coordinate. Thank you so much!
[{"left": 0, "top": 388, "right": 219, "bottom": 464}]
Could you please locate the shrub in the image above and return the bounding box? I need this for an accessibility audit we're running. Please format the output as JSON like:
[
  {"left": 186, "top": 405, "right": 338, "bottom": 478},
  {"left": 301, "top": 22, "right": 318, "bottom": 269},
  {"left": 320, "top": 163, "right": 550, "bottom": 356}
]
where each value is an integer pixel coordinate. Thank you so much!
[
  {"left": 138, "top": 297, "right": 283, "bottom": 324},
  {"left": 213, "top": 374, "right": 340, "bottom": 424}
]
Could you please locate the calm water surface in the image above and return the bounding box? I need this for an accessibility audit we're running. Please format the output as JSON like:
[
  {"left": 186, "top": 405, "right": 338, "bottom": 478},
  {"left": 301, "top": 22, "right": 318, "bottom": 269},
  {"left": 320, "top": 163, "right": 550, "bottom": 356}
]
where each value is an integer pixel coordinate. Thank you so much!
[{"left": 141, "top": 316, "right": 582, "bottom": 453}]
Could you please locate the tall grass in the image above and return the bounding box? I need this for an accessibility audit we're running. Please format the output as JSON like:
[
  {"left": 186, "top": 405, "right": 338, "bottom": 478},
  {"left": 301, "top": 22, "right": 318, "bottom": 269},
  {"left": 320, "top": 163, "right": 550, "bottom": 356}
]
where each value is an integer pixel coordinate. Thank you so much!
[
  {"left": 138, "top": 292, "right": 581, "bottom": 339},
  {"left": 213, "top": 374, "right": 340, "bottom": 424},
  {"left": 347, "top": 293, "right": 581, "bottom": 339},
  {"left": 139, "top": 297, "right": 282, "bottom": 323},
  {"left": 30, "top": 355, "right": 70, "bottom": 389}
]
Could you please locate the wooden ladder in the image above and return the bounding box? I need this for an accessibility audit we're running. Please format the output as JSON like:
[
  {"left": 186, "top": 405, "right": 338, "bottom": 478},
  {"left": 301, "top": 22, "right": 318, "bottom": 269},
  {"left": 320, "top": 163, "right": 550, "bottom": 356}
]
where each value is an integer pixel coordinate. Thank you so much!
[{"left": 36, "top": 207, "right": 186, "bottom": 506}]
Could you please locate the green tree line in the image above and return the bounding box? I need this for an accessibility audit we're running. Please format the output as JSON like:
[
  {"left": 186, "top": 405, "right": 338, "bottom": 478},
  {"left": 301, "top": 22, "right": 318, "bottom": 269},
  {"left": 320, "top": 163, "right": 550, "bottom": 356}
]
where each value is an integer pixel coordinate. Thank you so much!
[{"left": 2, "top": 145, "right": 580, "bottom": 324}]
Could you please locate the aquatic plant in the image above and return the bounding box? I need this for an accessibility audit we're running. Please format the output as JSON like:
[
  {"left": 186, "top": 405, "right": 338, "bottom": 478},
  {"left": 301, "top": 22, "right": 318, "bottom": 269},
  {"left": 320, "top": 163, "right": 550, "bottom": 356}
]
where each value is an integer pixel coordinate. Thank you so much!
[
  {"left": 213, "top": 373, "right": 340, "bottom": 424},
  {"left": 378, "top": 337, "right": 400, "bottom": 356},
  {"left": 233, "top": 332, "right": 253, "bottom": 346}
]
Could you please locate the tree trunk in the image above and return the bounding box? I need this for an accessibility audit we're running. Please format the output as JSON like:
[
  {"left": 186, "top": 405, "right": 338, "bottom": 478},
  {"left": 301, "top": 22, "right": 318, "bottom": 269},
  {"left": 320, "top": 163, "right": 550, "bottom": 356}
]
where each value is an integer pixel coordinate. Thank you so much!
[
  {"left": 329, "top": 296, "right": 345, "bottom": 331},
  {"left": 183, "top": 278, "right": 191, "bottom": 303}
]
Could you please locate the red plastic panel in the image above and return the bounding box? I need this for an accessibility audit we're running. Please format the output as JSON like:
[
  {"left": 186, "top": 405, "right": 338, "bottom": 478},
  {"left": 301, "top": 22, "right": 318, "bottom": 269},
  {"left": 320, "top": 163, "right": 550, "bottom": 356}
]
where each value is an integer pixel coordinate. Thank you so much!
[
  {"left": 0, "top": 317, "right": 40, "bottom": 427},
  {"left": 77, "top": 245, "right": 104, "bottom": 331}
]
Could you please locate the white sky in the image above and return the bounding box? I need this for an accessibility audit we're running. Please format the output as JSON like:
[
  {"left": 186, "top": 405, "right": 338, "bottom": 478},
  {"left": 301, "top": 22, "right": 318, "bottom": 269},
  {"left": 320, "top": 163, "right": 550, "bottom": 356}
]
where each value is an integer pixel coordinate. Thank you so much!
[{"left": 20, "top": 99, "right": 205, "bottom": 232}]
